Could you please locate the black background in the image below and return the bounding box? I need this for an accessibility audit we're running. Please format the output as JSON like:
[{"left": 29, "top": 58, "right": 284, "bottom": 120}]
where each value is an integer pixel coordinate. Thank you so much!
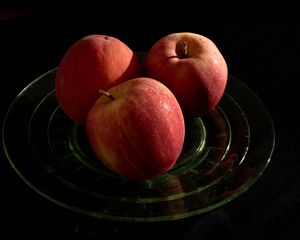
[{"left": 1, "top": 4, "right": 299, "bottom": 240}]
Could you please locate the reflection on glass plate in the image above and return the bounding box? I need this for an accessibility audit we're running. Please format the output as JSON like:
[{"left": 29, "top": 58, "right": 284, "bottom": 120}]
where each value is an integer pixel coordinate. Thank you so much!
[{"left": 2, "top": 68, "right": 275, "bottom": 222}]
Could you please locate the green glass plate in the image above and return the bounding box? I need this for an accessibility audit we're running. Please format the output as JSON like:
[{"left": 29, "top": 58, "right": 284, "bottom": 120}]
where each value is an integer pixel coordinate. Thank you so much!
[{"left": 2, "top": 67, "right": 275, "bottom": 222}]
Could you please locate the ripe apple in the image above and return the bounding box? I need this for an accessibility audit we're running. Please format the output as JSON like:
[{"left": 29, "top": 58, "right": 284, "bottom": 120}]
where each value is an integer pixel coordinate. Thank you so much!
[
  {"left": 86, "top": 77, "right": 185, "bottom": 180},
  {"left": 55, "top": 34, "right": 142, "bottom": 124},
  {"left": 144, "top": 32, "right": 228, "bottom": 117}
]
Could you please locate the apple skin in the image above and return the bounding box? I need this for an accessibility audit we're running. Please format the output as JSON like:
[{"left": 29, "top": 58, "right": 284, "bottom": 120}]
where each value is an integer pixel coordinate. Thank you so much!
[
  {"left": 55, "top": 34, "right": 142, "bottom": 124},
  {"left": 86, "top": 77, "right": 185, "bottom": 180},
  {"left": 144, "top": 32, "right": 228, "bottom": 117}
]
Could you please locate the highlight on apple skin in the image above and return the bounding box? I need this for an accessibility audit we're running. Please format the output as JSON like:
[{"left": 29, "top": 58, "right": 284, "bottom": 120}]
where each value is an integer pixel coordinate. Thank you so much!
[
  {"left": 86, "top": 77, "right": 185, "bottom": 181},
  {"left": 144, "top": 32, "right": 228, "bottom": 118},
  {"left": 55, "top": 34, "right": 142, "bottom": 124}
]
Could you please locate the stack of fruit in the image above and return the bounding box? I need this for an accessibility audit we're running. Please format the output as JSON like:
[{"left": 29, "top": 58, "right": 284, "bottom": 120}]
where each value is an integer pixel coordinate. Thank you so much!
[{"left": 55, "top": 32, "right": 228, "bottom": 180}]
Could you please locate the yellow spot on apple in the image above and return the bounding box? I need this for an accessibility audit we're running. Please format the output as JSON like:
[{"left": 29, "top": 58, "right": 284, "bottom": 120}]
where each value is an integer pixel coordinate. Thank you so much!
[{"left": 98, "top": 146, "right": 119, "bottom": 170}]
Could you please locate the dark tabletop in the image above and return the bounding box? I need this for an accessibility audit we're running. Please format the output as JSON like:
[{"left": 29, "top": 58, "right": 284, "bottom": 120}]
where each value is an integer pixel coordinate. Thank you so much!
[{"left": 0, "top": 6, "right": 299, "bottom": 240}]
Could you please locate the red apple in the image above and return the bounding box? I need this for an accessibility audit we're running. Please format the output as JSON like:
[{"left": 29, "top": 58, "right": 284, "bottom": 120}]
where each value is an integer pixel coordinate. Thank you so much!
[
  {"left": 55, "top": 34, "right": 142, "bottom": 124},
  {"left": 144, "top": 32, "right": 228, "bottom": 117},
  {"left": 86, "top": 77, "right": 185, "bottom": 180}
]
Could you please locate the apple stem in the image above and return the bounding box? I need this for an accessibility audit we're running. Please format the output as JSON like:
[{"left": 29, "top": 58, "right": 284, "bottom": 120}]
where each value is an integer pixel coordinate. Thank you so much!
[
  {"left": 183, "top": 41, "right": 188, "bottom": 57},
  {"left": 99, "top": 89, "right": 115, "bottom": 101}
]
